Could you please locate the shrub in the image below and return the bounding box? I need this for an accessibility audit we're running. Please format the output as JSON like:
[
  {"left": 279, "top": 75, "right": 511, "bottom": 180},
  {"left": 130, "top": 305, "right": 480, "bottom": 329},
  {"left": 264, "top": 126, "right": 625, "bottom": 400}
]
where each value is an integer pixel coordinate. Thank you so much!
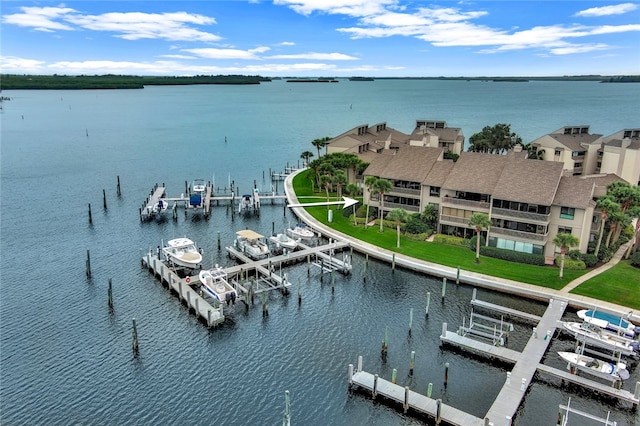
[
  {"left": 405, "top": 232, "right": 432, "bottom": 241},
  {"left": 479, "top": 246, "right": 546, "bottom": 265},
  {"left": 630, "top": 251, "right": 640, "bottom": 268},
  {"left": 405, "top": 215, "right": 430, "bottom": 234},
  {"left": 555, "top": 255, "right": 586, "bottom": 270},
  {"left": 597, "top": 246, "right": 614, "bottom": 263},
  {"left": 567, "top": 250, "right": 598, "bottom": 267},
  {"left": 433, "top": 234, "right": 469, "bottom": 247}
]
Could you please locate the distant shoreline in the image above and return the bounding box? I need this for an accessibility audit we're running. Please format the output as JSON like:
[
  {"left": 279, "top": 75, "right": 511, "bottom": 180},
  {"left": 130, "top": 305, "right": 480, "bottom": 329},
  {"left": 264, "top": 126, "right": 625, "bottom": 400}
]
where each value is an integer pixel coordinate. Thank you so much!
[{"left": 1, "top": 74, "right": 637, "bottom": 90}]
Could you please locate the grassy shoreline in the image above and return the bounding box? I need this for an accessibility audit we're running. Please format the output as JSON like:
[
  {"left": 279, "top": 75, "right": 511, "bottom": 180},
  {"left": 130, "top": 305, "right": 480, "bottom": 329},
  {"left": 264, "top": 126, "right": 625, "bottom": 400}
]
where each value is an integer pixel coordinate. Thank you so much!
[{"left": 292, "top": 170, "right": 640, "bottom": 309}]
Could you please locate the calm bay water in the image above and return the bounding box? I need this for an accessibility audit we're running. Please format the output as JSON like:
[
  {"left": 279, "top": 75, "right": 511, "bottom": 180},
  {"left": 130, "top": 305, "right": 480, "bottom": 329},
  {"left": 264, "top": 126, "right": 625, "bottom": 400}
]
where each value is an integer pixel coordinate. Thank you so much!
[{"left": 1, "top": 79, "right": 639, "bottom": 425}]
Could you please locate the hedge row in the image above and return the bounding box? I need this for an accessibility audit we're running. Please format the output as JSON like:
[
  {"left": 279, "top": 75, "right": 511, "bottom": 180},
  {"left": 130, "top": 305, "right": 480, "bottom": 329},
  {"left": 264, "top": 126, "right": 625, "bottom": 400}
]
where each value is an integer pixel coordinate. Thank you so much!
[{"left": 479, "top": 246, "right": 546, "bottom": 266}]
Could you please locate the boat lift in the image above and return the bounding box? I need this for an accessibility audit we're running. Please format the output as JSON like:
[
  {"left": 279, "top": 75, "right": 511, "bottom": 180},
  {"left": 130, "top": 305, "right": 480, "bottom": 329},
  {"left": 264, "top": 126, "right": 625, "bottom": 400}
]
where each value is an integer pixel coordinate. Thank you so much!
[
  {"left": 458, "top": 309, "right": 514, "bottom": 347},
  {"left": 557, "top": 397, "right": 616, "bottom": 426}
]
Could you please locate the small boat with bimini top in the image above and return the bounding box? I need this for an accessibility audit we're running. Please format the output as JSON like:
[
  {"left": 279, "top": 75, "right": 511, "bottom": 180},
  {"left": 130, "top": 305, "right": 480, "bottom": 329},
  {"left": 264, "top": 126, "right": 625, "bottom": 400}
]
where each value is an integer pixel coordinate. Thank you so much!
[
  {"left": 561, "top": 321, "right": 639, "bottom": 357},
  {"left": 577, "top": 309, "right": 637, "bottom": 338},
  {"left": 191, "top": 179, "right": 206, "bottom": 194},
  {"left": 234, "top": 230, "right": 270, "bottom": 259},
  {"left": 558, "top": 351, "right": 630, "bottom": 382},
  {"left": 198, "top": 266, "right": 237, "bottom": 304},
  {"left": 162, "top": 238, "right": 203, "bottom": 269}
]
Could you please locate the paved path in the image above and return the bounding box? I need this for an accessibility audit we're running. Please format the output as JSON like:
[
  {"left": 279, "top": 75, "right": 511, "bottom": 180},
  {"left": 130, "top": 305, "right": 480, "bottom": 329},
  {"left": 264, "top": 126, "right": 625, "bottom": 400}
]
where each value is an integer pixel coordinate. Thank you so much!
[{"left": 283, "top": 170, "right": 639, "bottom": 323}]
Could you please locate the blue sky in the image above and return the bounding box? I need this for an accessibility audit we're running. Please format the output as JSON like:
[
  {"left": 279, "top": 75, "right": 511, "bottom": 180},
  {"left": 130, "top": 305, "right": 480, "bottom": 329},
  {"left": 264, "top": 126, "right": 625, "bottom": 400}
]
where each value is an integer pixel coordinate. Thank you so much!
[{"left": 2, "top": 1, "right": 639, "bottom": 77}]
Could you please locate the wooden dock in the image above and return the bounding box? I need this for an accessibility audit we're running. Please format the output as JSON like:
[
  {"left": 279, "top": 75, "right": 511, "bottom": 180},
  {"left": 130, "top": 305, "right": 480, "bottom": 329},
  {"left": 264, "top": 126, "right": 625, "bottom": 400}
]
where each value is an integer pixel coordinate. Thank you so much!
[
  {"left": 471, "top": 289, "right": 542, "bottom": 322},
  {"left": 348, "top": 358, "right": 484, "bottom": 425},
  {"left": 141, "top": 251, "right": 225, "bottom": 328},
  {"left": 440, "top": 294, "right": 639, "bottom": 425}
]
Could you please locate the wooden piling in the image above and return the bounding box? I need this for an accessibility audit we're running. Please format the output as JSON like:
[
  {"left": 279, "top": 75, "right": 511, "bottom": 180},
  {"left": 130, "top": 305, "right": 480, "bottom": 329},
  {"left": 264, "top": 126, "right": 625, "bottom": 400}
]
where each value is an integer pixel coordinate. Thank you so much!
[
  {"left": 456, "top": 266, "right": 460, "bottom": 284},
  {"left": 217, "top": 231, "right": 221, "bottom": 250},
  {"left": 381, "top": 326, "right": 389, "bottom": 359},
  {"left": 102, "top": 189, "right": 107, "bottom": 210},
  {"left": 116, "top": 176, "right": 121, "bottom": 196},
  {"left": 436, "top": 399, "right": 442, "bottom": 425},
  {"left": 441, "top": 277, "right": 447, "bottom": 301},
  {"left": 298, "top": 278, "right": 302, "bottom": 305},
  {"left": 444, "top": 362, "right": 449, "bottom": 386},
  {"left": 404, "top": 386, "right": 410, "bottom": 413},
  {"left": 85, "top": 249, "right": 91, "bottom": 278},
  {"left": 426, "top": 291, "right": 431, "bottom": 317},
  {"left": 392, "top": 253, "right": 396, "bottom": 272},
  {"left": 392, "top": 368, "right": 397, "bottom": 384},
  {"left": 107, "top": 278, "right": 113, "bottom": 310},
  {"left": 409, "top": 350, "right": 415, "bottom": 375},
  {"left": 131, "top": 318, "right": 139, "bottom": 354},
  {"left": 373, "top": 374, "right": 378, "bottom": 398},
  {"left": 427, "top": 383, "right": 433, "bottom": 398},
  {"left": 88, "top": 203, "right": 93, "bottom": 225}
]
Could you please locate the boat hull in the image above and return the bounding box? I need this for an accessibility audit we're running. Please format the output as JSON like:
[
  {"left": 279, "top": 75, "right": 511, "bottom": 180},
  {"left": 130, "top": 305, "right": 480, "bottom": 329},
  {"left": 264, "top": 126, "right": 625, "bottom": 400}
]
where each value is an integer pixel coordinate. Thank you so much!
[
  {"left": 558, "top": 351, "right": 628, "bottom": 382},
  {"left": 561, "top": 321, "right": 639, "bottom": 357},
  {"left": 199, "top": 269, "right": 237, "bottom": 304}
]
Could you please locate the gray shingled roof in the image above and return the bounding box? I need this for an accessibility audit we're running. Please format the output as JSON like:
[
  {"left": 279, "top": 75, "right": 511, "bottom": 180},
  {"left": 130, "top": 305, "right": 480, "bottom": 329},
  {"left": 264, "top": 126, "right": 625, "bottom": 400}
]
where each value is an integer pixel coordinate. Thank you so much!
[
  {"left": 424, "top": 160, "right": 455, "bottom": 187},
  {"left": 442, "top": 152, "right": 508, "bottom": 194},
  {"left": 363, "top": 146, "right": 443, "bottom": 183},
  {"left": 550, "top": 133, "right": 602, "bottom": 151},
  {"left": 553, "top": 176, "right": 595, "bottom": 209},
  {"left": 492, "top": 159, "right": 564, "bottom": 205}
]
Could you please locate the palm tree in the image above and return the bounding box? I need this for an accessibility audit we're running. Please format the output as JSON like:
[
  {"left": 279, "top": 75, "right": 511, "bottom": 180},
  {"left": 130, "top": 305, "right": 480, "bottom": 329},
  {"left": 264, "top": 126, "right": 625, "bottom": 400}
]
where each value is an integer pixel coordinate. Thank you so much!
[
  {"left": 320, "top": 174, "right": 332, "bottom": 207},
  {"left": 552, "top": 233, "right": 580, "bottom": 279},
  {"left": 311, "top": 136, "right": 331, "bottom": 158},
  {"left": 300, "top": 151, "right": 314, "bottom": 167},
  {"left": 468, "top": 213, "right": 492, "bottom": 263},
  {"left": 364, "top": 176, "right": 378, "bottom": 229},
  {"left": 374, "top": 178, "right": 392, "bottom": 232},
  {"left": 422, "top": 204, "right": 439, "bottom": 231},
  {"left": 387, "top": 208, "right": 409, "bottom": 248},
  {"left": 594, "top": 195, "right": 619, "bottom": 257},
  {"left": 334, "top": 170, "right": 347, "bottom": 199}
]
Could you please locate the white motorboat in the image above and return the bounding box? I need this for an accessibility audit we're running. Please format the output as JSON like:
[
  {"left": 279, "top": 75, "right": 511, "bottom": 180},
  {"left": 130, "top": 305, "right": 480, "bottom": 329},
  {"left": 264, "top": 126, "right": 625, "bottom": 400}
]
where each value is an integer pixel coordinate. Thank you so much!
[
  {"left": 269, "top": 232, "right": 299, "bottom": 251},
  {"left": 234, "top": 230, "right": 270, "bottom": 259},
  {"left": 238, "top": 194, "right": 254, "bottom": 213},
  {"left": 198, "top": 267, "right": 238, "bottom": 304},
  {"left": 192, "top": 179, "right": 206, "bottom": 193},
  {"left": 561, "top": 321, "right": 639, "bottom": 357},
  {"left": 577, "top": 309, "right": 637, "bottom": 338},
  {"left": 287, "top": 223, "right": 315, "bottom": 240},
  {"left": 558, "top": 351, "right": 630, "bottom": 382},
  {"left": 162, "top": 238, "right": 203, "bottom": 269},
  {"left": 152, "top": 198, "right": 168, "bottom": 215}
]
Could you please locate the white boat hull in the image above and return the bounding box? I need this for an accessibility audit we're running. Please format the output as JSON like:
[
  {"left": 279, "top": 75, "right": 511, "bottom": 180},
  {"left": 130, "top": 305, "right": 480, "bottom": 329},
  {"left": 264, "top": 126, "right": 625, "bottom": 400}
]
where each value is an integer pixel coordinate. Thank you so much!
[
  {"left": 558, "top": 351, "right": 629, "bottom": 382},
  {"left": 162, "top": 238, "right": 203, "bottom": 269},
  {"left": 577, "top": 309, "right": 637, "bottom": 338},
  {"left": 199, "top": 269, "right": 237, "bottom": 304},
  {"left": 269, "top": 234, "right": 299, "bottom": 250},
  {"left": 287, "top": 225, "right": 314, "bottom": 240},
  {"left": 561, "top": 321, "right": 639, "bottom": 357}
]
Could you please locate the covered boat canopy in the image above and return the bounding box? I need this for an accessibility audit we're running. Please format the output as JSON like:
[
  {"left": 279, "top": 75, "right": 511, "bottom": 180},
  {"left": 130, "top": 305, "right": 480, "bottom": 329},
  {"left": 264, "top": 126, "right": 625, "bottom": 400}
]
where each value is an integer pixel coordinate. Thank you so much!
[{"left": 236, "top": 230, "right": 264, "bottom": 240}]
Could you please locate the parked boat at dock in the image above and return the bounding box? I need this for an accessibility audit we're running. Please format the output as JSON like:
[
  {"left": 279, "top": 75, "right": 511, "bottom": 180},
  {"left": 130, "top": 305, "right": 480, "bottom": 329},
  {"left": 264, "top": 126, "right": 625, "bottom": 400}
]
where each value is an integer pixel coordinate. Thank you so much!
[
  {"left": 577, "top": 309, "right": 637, "bottom": 338},
  {"left": 191, "top": 179, "right": 206, "bottom": 193},
  {"left": 234, "top": 230, "right": 270, "bottom": 259},
  {"left": 561, "top": 321, "right": 639, "bottom": 357},
  {"left": 162, "top": 238, "right": 203, "bottom": 269},
  {"left": 198, "top": 267, "right": 237, "bottom": 304},
  {"left": 558, "top": 351, "right": 630, "bottom": 382},
  {"left": 287, "top": 223, "right": 315, "bottom": 240},
  {"left": 269, "top": 232, "right": 299, "bottom": 251}
]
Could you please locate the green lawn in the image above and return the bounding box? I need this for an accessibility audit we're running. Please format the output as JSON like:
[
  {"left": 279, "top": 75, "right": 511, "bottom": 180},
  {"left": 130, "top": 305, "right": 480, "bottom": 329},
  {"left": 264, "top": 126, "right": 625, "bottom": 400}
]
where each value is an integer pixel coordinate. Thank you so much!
[
  {"left": 570, "top": 261, "right": 640, "bottom": 310},
  {"left": 293, "top": 173, "right": 640, "bottom": 298}
]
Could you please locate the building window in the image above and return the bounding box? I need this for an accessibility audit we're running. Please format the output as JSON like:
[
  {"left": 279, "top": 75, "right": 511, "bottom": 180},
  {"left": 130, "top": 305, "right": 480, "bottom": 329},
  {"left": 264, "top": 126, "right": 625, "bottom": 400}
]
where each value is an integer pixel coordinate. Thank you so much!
[
  {"left": 574, "top": 162, "right": 582, "bottom": 168},
  {"left": 558, "top": 226, "right": 572, "bottom": 234},
  {"left": 560, "top": 206, "right": 575, "bottom": 220},
  {"left": 554, "top": 149, "right": 561, "bottom": 156},
  {"left": 430, "top": 186, "right": 440, "bottom": 196}
]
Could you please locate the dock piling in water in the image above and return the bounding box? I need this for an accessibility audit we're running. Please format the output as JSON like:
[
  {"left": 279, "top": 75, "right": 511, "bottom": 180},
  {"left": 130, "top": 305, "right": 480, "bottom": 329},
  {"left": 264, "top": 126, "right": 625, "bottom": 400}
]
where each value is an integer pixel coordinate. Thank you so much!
[
  {"left": 409, "top": 350, "right": 415, "bottom": 375},
  {"left": 131, "top": 318, "right": 139, "bottom": 354},
  {"left": 391, "top": 368, "right": 397, "bottom": 384},
  {"left": 88, "top": 203, "right": 93, "bottom": 225},
  {"left": 441, "top": 278, "right": 447, "bottom": 301},
  {"left": 116, "top": 175, "right": 121, "bottom": 196},
  {"left": 103, "top": 189, "right": 107, "bottom": 210},
  {"left": 85, "top": 249, "right": 91, "bottom": 278},
  {"left": 409, "top": 308, "right": 413, "bottom": 334},
  {"left": 107, "top": 278, "right": 113, "bottom": 310},
  {"left": 426, "top": 291, "right": 431, "bottom": 317}
]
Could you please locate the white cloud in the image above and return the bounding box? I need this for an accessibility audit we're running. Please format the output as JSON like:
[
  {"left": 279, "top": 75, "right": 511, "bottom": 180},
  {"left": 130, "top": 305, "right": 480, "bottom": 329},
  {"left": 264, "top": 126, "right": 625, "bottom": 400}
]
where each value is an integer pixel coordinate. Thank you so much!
[
  {"left": 183, "top": 46, "right": 270, "bottom": 60},
  {"left": 2, "top": 6, "right": 220, "bottom": 42},
  {"left": 278, "top": 41, "right": 296, "bottom": 46},
  {"left": 576, "top": 3, "right": 638, "bottom": 17},
  {"left": 268, "top": 52, "right": 357, "bottom": 60},
  {"left": 0, "top": 56, "right": 47, "bottom": 73},
  {"left": 273, "top": 0, "right": 396, "bottom": 17},
  {"left": 2, "top": 6, "right": 76, "bottom": 32}
]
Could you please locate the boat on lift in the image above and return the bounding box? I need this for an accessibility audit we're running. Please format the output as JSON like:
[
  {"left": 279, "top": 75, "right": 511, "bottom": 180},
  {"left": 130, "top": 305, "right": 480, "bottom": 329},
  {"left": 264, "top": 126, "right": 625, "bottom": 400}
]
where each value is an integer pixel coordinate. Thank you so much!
[
  {"left": 577, "top": 309, "right": 637, "bottom": 338},
  {"left": 234, "top": 230, "right": 270, "bottom": 259},
  {"left": 287, "top": 223, "right": 315, "bottom": 240},
  {"left": 162, "top": 238, "right": 203, "bottom": 269},
  {"left": 558, "top": 351, "right": 630, "bottom": 382},
  {"left": 191, "top": 178, "right": 206, "bottom": 193},
  {"left": 269, "top": 232, "right": 299, "bottom": 251},
  {"left": 561, "top": 321, "right": 639, "bottom": 357},
  {"left": 198, "top": 266, "right": 237, "bottom": 304}
]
